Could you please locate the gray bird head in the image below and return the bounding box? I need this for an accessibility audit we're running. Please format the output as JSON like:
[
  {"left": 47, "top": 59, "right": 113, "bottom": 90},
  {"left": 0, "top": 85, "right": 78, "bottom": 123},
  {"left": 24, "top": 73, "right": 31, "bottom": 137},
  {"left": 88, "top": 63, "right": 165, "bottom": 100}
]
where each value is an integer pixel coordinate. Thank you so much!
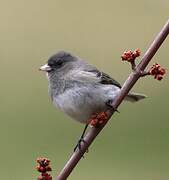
[
  {"left": 40, "top": 51, "right": 82, "bottom": 95},
  {"left": 39, "top": 51, "right": 78, "bottom": 78}
]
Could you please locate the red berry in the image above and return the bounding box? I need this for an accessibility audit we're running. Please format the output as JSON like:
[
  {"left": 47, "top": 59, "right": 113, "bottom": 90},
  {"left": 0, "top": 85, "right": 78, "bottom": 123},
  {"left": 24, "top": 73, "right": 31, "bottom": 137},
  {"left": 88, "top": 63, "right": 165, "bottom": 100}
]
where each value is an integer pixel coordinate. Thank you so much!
[{"left": 148, "top": 63, "right": 166, "bottom": 81}]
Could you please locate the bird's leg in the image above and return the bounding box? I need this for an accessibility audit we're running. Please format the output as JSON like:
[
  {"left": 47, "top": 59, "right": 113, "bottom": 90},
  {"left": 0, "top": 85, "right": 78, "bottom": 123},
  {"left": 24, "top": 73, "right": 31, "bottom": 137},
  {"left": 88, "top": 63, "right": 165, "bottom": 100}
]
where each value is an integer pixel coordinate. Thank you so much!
[
  {"left": 106, "top": 99, "right": 120, "bottom": 113},
  {"left": 74, "top": 124, "right": 88, "bottom": 152}
]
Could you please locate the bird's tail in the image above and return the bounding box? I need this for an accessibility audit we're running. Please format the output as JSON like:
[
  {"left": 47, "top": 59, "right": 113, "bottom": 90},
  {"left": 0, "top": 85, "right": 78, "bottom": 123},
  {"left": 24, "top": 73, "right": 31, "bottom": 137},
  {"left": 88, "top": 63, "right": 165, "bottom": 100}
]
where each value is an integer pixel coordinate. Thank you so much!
[{"left": 125, "top": 93, "right": 147, "bottom": 102}]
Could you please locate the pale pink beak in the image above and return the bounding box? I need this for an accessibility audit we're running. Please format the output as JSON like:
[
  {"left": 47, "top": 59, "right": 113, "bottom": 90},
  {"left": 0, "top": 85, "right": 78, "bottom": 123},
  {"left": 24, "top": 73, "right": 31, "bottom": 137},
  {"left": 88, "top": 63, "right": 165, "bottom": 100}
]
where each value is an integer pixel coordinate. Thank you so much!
[{"left": 39, "top": 64, "right": 52, "bottom": 72}]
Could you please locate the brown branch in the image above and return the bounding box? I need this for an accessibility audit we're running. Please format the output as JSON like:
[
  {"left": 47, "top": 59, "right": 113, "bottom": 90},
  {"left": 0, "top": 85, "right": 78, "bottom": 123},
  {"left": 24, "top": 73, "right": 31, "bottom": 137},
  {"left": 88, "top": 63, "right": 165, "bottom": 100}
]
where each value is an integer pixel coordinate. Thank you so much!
[{"left": 56, "top": 20, "right": 169, "bottom": 180}]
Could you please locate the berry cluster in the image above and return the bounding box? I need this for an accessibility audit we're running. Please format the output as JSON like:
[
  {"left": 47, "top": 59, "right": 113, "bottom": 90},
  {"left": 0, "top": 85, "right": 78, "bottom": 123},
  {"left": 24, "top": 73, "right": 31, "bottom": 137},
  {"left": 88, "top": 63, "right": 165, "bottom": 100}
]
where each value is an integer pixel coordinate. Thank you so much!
[
  {"left": 121, "top": 49, "right": 141, "bottom": 62},
  {"left": 90, "top": 112, "right": 108, "bottom": 127},
  {"left": 149, "top": 63, "right": 166, "bottom": 80},
  {"left": 36, "top": 157, "right": 52, "bottom": 180}
]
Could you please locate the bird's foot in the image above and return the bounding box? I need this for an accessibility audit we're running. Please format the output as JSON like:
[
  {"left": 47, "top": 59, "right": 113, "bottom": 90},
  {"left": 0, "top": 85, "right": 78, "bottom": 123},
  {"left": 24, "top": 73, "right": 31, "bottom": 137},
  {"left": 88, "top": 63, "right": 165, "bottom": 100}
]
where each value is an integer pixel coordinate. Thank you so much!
[
  {"left": 73, "top": 137, "right": 89, "bottom": 156},
  {"left": 106, "top": 100, "right": 120, "bottom": 113},
  {"left": 73, "top": 124, "right": 89, "bottom": 155},
  {"left": 74, "top": 138, "right": 85, "bottom": 152}
]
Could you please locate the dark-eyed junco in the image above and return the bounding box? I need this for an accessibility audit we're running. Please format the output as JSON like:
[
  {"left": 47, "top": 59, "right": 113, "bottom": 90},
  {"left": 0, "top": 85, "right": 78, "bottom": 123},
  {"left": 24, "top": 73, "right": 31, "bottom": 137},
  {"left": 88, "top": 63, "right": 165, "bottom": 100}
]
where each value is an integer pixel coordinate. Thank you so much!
[{"left": 40, "top": 51, "right": 146, "bottom": 150}]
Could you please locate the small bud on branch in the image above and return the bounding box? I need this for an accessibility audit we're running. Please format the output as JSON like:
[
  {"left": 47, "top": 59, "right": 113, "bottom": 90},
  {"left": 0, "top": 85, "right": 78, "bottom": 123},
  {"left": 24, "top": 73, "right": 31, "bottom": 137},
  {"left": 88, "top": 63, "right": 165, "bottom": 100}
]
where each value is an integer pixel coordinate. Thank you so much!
[
  {"left": 148, "top": 63, "right": 166, "bottom": 80},
  {"left": 121, "top": 48, "right": 141, "bottom": 62},
  {"left": 121, "top": 49, "right": 141, "bottom": 70},
  {"left": 90, "top": 112, "right": 108, "bottom": 127},
  {"left": 36, "top": 157, "right": 52, "bottom": 180}
]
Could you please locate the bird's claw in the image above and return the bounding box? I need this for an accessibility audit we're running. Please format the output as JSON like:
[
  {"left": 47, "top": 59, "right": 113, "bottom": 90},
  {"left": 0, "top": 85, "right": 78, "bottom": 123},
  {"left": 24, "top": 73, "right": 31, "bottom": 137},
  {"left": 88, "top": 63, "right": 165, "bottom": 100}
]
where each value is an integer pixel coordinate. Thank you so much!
[
  {"left": 74, "top": 138, "right": 89, "bottom": 156},
  {"left": 73, "top": 124, "right": 89, "bottom": 155},
  {"left": 74, "top": 138, "right": 86, "bottom": 152},
  {"left": 106, "top": 100, "right": 120, "bottom": 113}
]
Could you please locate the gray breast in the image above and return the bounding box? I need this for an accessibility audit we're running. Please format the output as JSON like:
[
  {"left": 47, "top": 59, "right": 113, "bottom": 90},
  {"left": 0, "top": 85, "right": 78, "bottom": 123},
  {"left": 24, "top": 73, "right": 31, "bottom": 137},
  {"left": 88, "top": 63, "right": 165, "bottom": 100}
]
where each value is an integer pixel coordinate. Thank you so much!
[{"left": 52, "top": 83, "right": 120, "bottom": 123}]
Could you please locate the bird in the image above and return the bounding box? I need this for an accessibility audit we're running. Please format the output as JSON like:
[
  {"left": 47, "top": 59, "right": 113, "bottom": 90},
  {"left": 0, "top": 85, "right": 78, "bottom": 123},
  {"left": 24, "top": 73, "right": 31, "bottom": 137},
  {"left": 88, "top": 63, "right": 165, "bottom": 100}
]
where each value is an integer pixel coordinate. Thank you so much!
[{"left": 39, "top": 51, "right": 146, "bottom": 151}]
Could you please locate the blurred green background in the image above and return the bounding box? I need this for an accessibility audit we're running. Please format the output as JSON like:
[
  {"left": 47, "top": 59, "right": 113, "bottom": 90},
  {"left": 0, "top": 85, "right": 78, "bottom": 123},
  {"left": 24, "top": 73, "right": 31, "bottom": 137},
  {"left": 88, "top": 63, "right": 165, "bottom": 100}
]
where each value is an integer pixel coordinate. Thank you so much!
[{"left": 0, "top": 0, "right": 169, "bottom": 179}]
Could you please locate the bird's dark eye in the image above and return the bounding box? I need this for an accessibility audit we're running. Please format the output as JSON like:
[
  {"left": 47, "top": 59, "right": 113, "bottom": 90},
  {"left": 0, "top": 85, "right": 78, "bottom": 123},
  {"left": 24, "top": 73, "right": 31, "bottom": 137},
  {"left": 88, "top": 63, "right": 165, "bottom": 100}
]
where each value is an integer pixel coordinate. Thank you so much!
[
  {"left": 56, "top": 60, "right": 63, "bottom": 67},
  {"left": 48, "top": 59, "right": 64, "bottom": 68}
]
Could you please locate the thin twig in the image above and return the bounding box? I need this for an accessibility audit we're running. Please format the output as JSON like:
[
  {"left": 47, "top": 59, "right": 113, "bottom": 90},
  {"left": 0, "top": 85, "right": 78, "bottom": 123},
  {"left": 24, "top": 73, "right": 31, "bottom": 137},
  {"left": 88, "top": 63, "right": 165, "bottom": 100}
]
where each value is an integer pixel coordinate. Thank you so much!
[{"left": 56, "top": 20, "right": 169, "bottom": 180}]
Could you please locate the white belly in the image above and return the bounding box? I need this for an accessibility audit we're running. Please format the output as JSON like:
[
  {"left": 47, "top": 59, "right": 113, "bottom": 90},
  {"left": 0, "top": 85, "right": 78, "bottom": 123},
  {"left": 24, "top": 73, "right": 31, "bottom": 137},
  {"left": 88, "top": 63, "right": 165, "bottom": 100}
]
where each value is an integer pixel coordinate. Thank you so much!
[{"left": 52, "top": 85, "right": 120, "bottom": 123}]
